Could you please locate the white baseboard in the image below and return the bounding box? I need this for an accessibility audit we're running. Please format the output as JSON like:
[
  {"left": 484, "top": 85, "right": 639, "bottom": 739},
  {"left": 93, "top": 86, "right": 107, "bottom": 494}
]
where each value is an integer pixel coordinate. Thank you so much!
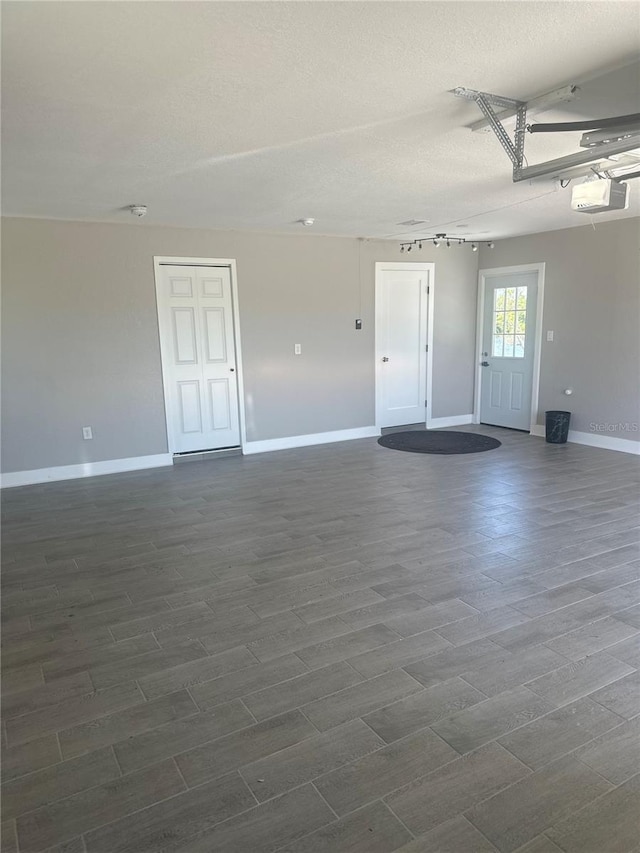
[
  {"left": 1, "top": 453, "right": 174, "bottom": 488},
  {"left": 427, "top": 414, "right": 474, "bottom": 429},
  {"left": 243, "top": 426, "right": 380, "bottom": 455},
  {"left": 530, "top": 425, "right": 640, "bottom": 455},
  {"left": 567, "top": 429, "right": 640, "bottom": 454}
]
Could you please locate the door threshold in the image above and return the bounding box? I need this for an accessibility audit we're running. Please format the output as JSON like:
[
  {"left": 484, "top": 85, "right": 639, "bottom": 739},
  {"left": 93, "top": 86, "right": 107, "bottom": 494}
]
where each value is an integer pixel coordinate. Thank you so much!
[
  {"left": 173, "top": 447, "right": 242, "bottom": 464},
  {"left": 480, "top": 423, "right": 530, "bottom": 433}
]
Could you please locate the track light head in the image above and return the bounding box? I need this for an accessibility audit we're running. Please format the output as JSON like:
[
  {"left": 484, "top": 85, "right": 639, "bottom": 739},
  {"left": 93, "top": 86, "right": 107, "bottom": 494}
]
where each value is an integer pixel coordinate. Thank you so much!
[
  {"left": 487, "top": 241, "right": 495, "bottom": 249},
  {"left": 472, "top": 243, "right": 478, "bottom": 251}
]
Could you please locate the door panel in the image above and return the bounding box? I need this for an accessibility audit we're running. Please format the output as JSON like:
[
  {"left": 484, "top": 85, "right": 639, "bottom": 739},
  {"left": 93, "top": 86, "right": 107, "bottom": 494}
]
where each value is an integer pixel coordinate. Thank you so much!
[
  {"left": 377, "top": 268, "right": 429, "bottom": 428},
  {"left": 208, "top": 379, "right": 232, "bottom": 431},
  {"left": 480, "top": 272, "right": 538, "bottom": 431},
  {"left": 172, "top": 309, "right": 197, "bottom": 364},
  {"left": 178, "top": 381, "right": 202, "bottom": 434},
  {"left": 157, "top": 264, "right": 240, "bottom": 453},
  {"left": 203, "top": 309, "right": 227, "bottom": 362}
]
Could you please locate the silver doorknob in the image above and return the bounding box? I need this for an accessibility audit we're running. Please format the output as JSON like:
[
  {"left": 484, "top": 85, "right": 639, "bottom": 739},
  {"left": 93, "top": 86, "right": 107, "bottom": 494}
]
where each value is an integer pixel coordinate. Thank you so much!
[
  {"left": 382, "top": 356, "right": 389, "bottom": 362},
  {"left": 481, "top": 361, "right": 489, "bottom": 366}
]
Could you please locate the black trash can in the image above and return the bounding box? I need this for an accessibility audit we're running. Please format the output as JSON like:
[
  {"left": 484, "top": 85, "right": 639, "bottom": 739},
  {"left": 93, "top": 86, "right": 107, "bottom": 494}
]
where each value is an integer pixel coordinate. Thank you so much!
[{"left": 545, "top": 410, "right": 571, "bottom": 444}]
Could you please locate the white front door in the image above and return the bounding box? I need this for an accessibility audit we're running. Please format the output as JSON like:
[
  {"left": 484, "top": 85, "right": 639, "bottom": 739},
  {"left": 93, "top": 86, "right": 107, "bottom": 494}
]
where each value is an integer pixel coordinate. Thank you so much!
[
  {"left": 376, "top": 265, "right": 431, "bottom": 428},
  {"left": 479, "top": 271, "right": 538, "bottom": 430},
  {"left": 156, "top": 264, "right": 241, "bottom": 453}
]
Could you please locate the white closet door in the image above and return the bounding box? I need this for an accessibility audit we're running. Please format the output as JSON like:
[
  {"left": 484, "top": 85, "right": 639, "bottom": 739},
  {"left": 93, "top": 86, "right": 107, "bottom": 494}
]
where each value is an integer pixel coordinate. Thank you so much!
[{"left": 156, "top": 265, "right": 240, "bottom": 453}]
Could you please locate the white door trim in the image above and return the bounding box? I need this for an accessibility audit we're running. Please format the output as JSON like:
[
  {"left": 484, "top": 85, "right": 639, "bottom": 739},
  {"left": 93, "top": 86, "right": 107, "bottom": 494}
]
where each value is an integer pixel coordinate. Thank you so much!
[
  {"left": 473, "top": 263, "right": 545, "bottom": 432},
  {"left": 153, "top": 256, "right": 247, "bottom": 453},
  {"left": 375, "top": 262, "right": 435, "bottom": 430}
]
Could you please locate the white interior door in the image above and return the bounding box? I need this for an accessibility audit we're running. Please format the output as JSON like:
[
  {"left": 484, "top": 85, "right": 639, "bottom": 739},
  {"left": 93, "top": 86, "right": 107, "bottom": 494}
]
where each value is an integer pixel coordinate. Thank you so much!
[
  {"left": 479, "top": 271, "right": 538, "bottom": 430},
  {"left": 156, "top": 264, "right": 240, "bottom": 453},
  {"left": 376, "top": 265, "right": 430, "bottom": 428}
]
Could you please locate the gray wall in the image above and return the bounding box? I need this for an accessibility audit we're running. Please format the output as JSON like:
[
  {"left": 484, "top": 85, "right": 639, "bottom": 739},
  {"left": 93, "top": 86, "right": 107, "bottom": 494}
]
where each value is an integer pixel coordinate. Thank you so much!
[
  {"left": 479, "top": 217, "right": 640, "bottom": 441},
  {"left": 1, "top": 217, "right": 477, "bottom": 473}
]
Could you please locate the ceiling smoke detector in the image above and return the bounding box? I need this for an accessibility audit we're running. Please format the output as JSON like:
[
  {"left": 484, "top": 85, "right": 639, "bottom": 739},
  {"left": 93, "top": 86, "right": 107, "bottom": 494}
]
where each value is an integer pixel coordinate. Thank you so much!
[
  {"left": 129, "top": 205, "right": 147, "bottom": 217},
  {"left": 299, "top": 218, "right": 315, "bottom": 227}
]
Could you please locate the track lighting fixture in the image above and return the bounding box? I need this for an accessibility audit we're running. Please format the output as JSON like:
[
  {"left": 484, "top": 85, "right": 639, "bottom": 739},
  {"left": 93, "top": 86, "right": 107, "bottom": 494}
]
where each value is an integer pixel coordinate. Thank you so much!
[{"left": 399, "top": 232, "right": 493, "bottom": 253}]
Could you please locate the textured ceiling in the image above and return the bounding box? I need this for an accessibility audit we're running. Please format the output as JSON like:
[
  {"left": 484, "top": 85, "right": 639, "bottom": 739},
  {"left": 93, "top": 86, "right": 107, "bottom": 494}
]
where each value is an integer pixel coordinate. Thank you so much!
[{"left": 2, "top": 1, "right": 640, "bottom": 240}]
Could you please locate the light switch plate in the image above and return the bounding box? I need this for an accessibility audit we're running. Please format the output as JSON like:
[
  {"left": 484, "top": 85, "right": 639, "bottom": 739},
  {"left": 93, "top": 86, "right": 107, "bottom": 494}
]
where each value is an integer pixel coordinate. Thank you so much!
[
  {"left": 294, "top": 344, "right": 302, "bottom": 355},
  {"left": 546, "top": 330, "right": 554, "bottom": 342}
]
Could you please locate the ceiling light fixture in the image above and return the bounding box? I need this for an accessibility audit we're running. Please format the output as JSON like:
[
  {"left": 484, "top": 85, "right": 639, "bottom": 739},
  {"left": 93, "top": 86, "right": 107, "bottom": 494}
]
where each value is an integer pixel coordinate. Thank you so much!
[
  {"left": 399, "top": 232, "right": 493, "bottom": 252},
  {"left": 129, "top": 205, "right": 147, "bottom": 217},
  {"left": 300, "top": 218, "right": 315, "bottom": 226}
]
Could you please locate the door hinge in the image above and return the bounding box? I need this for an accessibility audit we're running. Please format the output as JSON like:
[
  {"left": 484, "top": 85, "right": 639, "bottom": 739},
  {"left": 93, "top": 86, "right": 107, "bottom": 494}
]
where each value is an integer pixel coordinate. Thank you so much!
[
  {"left": 425, "top": 399, "right": 428, "bottom": 407},
  {"left": 425, "top": 345, "right": 429, "bottom": 352}
]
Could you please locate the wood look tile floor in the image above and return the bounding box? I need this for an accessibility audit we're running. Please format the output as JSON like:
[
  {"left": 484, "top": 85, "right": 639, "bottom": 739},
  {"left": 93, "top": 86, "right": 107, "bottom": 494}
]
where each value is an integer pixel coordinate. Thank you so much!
[{"left": 2, "top": 426, "right": 640, "bottom": 853}]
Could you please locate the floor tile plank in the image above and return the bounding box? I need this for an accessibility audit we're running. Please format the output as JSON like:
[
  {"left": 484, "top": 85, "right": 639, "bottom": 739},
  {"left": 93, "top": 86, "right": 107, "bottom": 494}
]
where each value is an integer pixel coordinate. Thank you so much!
[
  {"left": 545, "top": 773, "right": 640, "bottom": 853},
  {"left": 243, "top": 661, "right": 364, "bottom": 721},
  {"left": 497, "top": 697, "right": 623, "bottom": 770},
  {"left": 363, "top": 677, "right": 486, "bottom": 744},
  {"left": 302, "top": 669, "right": 423, "bottom": 732},
  {"left": 431, "top": 686, "right": 556, "bottom": 755},
  {"left": 240, "top": 718, "right": 384, "bottom": 802},
  {"left": 5, "top": 682, "right": 145, "bottom": 747},
  {"left": 574, "top": 716, "right": 640, "bottom": 784},
  {"left": 15, "top": 759, "right": 185, "bottom": 852},
  {"left": 386, "top": 742, "right": 530, "bottom": 837},
  {"left": 315, "top": 728, "right": 458, "bottom": 816},
  {"left": 465, "top": 756, "right": 613, "bottom": 853},
  {"left": 58, "top": 689, "right": 197, "bottom": 759},
  {"left": 82, "top": 772, "right": 255, "bottom": 853},
  {"left": 175, "top": 709, "right": 317, "bottom": 787},
  {"left": 276, "top": 802, "right": 411, "bottom": 853},
  {"left": 169, "top": 784, "right": 335, "bottom": 853},
  {"left": 2, "top": 747, "right": 120, "bottom": 821}
]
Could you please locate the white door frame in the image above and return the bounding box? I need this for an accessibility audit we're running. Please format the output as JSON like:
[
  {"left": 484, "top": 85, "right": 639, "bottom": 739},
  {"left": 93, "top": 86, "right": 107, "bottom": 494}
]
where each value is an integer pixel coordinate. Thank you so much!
[
  {"left": 375, "top": 262, "right": 435, "bottom": 430},
  {"left": 153, "top": 256, "right": 247, "bottom": 453},
  {"left": 473, "top": 262, "right": 545, "bottom": 432}
]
